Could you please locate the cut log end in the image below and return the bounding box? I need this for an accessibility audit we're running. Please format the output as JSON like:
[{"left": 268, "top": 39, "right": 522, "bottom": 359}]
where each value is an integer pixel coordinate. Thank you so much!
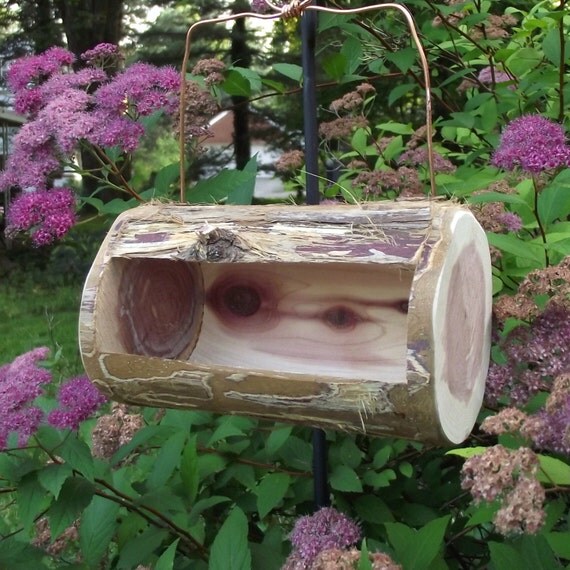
[{"left": 433, "top": 211, "right": 492, "bottom": 444}]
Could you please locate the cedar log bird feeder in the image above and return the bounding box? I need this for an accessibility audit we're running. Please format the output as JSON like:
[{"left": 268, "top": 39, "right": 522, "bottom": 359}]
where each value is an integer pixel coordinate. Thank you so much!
[{"left": 79, "top": 2, "right": 493, "bottom": 445}]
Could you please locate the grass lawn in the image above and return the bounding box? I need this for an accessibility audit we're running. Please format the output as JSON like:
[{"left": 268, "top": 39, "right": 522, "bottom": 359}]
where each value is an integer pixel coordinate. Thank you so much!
[{"left": 0, "top": 281, "right": 85, "bottom": 377}]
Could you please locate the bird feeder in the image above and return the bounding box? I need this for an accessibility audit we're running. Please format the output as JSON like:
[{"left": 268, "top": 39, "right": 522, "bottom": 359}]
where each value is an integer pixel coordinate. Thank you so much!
[{"left": 79, "top": 200, "right": 492, "bottom": 444}]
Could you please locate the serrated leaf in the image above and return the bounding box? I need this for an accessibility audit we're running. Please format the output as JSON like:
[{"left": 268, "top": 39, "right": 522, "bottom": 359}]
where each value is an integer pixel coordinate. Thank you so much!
[
  {"left": 273, "top": 63, "right": 303, "bottom": 83},
  {"left": 38, "top": 463, "right": 73, "bottom": 499},
  {"left": 358, "top": 539, "right": 373, "bottom": 570},
  {"left": 79, "top": 495, "right": 120, "bottom": 568},
  {"left": 265, "top": 425, "right": 293, "bottom": 457},
  {"left": 147, "top": 430, "right": 186, "bottom": 488},
  {"left": 155, "top": 539, "right": 179, "bottom": 570},
  {"left": 542, "top": 28, "right": 563, "bottom": 66},
  {"left": 188, "top": 496, "right": 231, "bottom": 527},
  {"left": 117, "top": 528, "right": 170, "bottom": 569},
  {"left": 209, "top": 507, "right": 251, "bottom": 570},
  {"left": 17, "top": 473, "right": 52, "bottom": 534},
  {"left": 385, "top": 47, "right": 417, "bottom": 73},
  {"left": 153, "top": 162, "right": 180, "bottom": 197},
  {"left": 385, "top": 516, "right": 450, "bottom": 570},
  {"left": 180, "top": 436, "right": 199, "bottom": 503},
  {"left": 323, "top": 52, "right": 347, "bottom": 82},
  {"left": 226, "top": 155, "right": 257, "bottom": 205},
  {"left": 489, "top": 542, "right": 525, "bottom": 569},
  {"left": 537, "top": 454, "right": 570, "bottom": 485},
  {"left": 229, "top": 67, "right": 262, "bottom": 93},
  {"left": 330, "top": 465, "right": 363, "bottom": 492},
  {"left": 256, "top": 473, "right": 290, "bottom": 519},
  {"left": 221, "top": 70, "right": 251, "bottom": 96},
  {"left": 48, "top": 477, "right": 95, "bottom": 540},
  {"left": 538, "top": 181, "right": 570, "bottom": 226},
  {"left": 486, "top": 232, "right": 545, "bottom": 263},
  {"left": 545, "top": 532, "right": 570, "bottom": 559},
  {"left": 58, "top": 436, "right": 95, "bottom": 481}
]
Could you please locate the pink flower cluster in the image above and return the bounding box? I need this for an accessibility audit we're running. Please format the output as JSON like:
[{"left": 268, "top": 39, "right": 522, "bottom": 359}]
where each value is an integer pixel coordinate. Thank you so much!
[
  {"left": 5, "top": 188, "right": 76, "bottom": 246},
  {"left": 492, "top": 115, "right": 570, "bottom": 173},
  {"left": 0, "top": 348, "right": 51, "bottom": 449},
  {"left": 0, "top": 44, "right": 181, "bottom": 244},
  {"left": 48, "top": 376, "right": 108, "bottom": 430},
  {"left": 287, "top": 507, "right": 361, "bottom": 567},
  {"left": 0, "top": 349, "right": 107, "bottom": 448}
]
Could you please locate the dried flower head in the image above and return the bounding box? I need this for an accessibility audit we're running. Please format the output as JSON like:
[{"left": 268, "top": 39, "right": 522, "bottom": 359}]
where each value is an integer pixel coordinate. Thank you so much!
[
  {"left": 461, "top": 445, "right": 545, "bottom": 535},
  {"left": 192, "top": 58, "right": 226, "bottom": 86},
  {"left": 92, "top": 403, "right": 145, "bottom": 459},
  {"left": 319, "top": 116, "right": 368, "bottom": 140},
  {"left": 178, "top": 80, "right": 219, "bottom": 144},
  {"left": 492, "top": 115, "right": 570, "bottom": 173},
  {"left": 276, "top": 150, "right": 305, "bottom": 174},
  {"left": 481, "top": 408, "right": 529, "bottom": 436},
  {"left": 33, "top": 517, "right": 79, "bottom": 556},
  {"left": 289, "top": 507, "right": 361, "bottom": 566}
]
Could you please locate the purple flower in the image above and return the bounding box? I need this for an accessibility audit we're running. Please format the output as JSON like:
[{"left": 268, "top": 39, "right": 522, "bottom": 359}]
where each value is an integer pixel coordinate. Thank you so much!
[
  {"left": 6, "top": 188, "right": 76, "bottom": 246},
  {"left": 289, "top": 507, "right": 361, "bottom": 566},
  {"left": 492, "top": 115, "right": 570, "bottom": 173},
  {"left": 48, "top": 376, "right": 107, "bottom": 430},
  {"left": 80, "top": 43, "right": 124, "bottom": 68},
  {"left": 497, "top": 211, "right": 523, "bottom": 232},
  {"left": 0, "top": 348, "right": 52, "bottom": 449},
  {"left": 485, "top": 304, "right": 570, "bottom": 406}
]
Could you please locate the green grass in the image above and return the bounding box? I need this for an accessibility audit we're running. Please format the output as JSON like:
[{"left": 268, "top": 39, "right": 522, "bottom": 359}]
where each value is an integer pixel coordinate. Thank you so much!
[{"left": 0, "top": 282, "right": 85, "bottom": 377}]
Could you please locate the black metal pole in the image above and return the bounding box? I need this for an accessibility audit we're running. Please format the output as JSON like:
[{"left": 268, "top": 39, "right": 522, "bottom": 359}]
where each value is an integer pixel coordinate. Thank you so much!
[
  {"left": 301, "top": 9, "right": 320, "bottom": 207},
  {"left": 301, "top": 8, "right": 329, "bottom": 509}
]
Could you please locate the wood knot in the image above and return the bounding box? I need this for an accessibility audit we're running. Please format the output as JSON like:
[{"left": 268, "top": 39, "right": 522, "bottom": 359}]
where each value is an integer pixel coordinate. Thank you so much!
[{"left": 195, "top": 227, "right": 245, "bottom": 262}]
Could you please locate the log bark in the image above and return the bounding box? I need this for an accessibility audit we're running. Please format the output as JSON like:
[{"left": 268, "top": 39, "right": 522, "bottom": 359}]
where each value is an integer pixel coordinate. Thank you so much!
[{"left": 80, "top": 199, "right": 492, "bottom": 444}]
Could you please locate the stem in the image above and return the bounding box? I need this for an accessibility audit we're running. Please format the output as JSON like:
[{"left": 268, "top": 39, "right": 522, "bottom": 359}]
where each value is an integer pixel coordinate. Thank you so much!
[
  {"left": 558, "top": 0, "right": 567, "bottom": 123},
  {"left": 532, "top": 175, "right": 550, "bottom": 266}
]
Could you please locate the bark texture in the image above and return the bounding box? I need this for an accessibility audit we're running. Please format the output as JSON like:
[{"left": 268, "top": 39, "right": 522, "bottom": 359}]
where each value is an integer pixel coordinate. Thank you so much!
[{"left": 80, "top": 200, "right": 492, "bottom": 444}]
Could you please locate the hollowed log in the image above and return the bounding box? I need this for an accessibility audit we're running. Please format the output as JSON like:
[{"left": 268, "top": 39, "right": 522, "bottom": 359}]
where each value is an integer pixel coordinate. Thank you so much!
[{"left": 79, "top": 200, "right": 492, "bottom": 444}]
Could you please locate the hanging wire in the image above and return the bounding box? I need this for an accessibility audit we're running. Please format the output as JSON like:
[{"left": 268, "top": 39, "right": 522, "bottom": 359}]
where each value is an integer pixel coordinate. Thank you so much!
[{"left": 178, "top": 1, "right": 436, "bottom": 202}]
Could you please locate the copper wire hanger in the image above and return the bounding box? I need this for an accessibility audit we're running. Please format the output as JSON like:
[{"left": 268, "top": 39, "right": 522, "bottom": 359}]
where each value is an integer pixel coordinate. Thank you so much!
[{"left": 178, "top": 0, "right": 436, "bottom": 202}]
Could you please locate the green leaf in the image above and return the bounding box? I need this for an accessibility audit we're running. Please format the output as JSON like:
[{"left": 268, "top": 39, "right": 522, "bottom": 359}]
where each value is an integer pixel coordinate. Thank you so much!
[
  {"left": 538, "top": 181, "right": 570, "bottom": 226},
  {"left": 265, "top": 425, "right": 293, "bottom": 457},
  {"left": 355, "top": 496, "right": 394, "bottom": 523},
  {"left": 467, "top": 192, "right": 529, "bottom": 206},
  {"left": 79, "top": 495, "right": 120, "bottom": 568},
  {"left": 147, "top": 430, "right": 187, "bottom": 488},
  {"left": 180, "top": 436, "right": 199, "bottom": 503},
  {"left": 399, "top": 462, "right": 413, "bottom": 478},
  {"left": 542, "top": 28, "right": 563, "bottom": 65},
  {"left": 256, "top": 473, "right": 290, "bottom": 519},
  {"left": 155, "top": 539, "right": 180, "bottom": 570},
  {"left": 48, "top": 477, "right": 95, "bottom": 540},
  {"left": 117, "top": 528, "right": 170, "bottom": 569},
  {"left": 385, "top": 516, "right": 450, "bottom": 570},
  {"left": 388, "top": 83, "right": 416, "bottom": 106},
  {"left": 273, "top": 63, "right": 303, "bottom": 83},
  {"left": 209, "top": 507, "right": 252, "bottom": 570},
  {"left": 373, "top": 446, "right": 391, "bottom": 469},
  {"left": 153, "top": 162, "right": 180, "bottom": 197},
  {"left": 486, "top": 233, "right": 545, "bottom": 263},
  {"left": 516, "top": 534, "right": 559, "bottom": 569},
  {"left": 330, "top": 465, "right": 363, "bottom": 492},
  {"left": 377, "top": 122, "right": 414, "bottom": 135},
  {"left": 226, "top": 155, "right": 257, "bottom": 205},
  {"left": 17, "top": 473, "right": 52, "bottom": 534},
  {"left": 358, "top": 539, "right": 373, "bottom": 570},
  {"left": 188, "top": 496, "right": 231, "bottom": 527},
  {"left": 323, "top": 53, "right": 348, "bottom": 82},
  {"left": 188, "top": 168, "right": 255, "bottom": 204},
  {"left": 385, "top": 48, "right": 417, "bottom": 73},
  {"left": 229, "top": 67, "right": 262, "bottom": 93},
  {"left": 506, "top": 47, "right": 542, "bottom": 76},
  {"left": 100, "top": 197, "right": 133, "bottom": 215},
  {"left": 545, "top": 532, "right": 570, "bottom": 559},
  {"left": 351, "top": 128, "right": 369, "bottom": 157},
  {"left": 489, "top": 542, "right": 525, "bottom": 569},
  {"left": 446, "top": 446, "right": 486, "bottom": 459},
  {"left": 38, "top": 463, "right": 73, "bottom": 500},
  {"left": 57, "top": 435, "right": 95, "bottom": 481},
  {"left": 363, "top": 468, "right": 397, "bottom": 489},
  {"left": 221, "top": 70, "right": 251, "bottom": 97},
  {"left": 466, "top": 502, "right": 498, "bottom": 526},
  {"left": 537, "top": 454, "right": 570, "bottom": 485}
]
